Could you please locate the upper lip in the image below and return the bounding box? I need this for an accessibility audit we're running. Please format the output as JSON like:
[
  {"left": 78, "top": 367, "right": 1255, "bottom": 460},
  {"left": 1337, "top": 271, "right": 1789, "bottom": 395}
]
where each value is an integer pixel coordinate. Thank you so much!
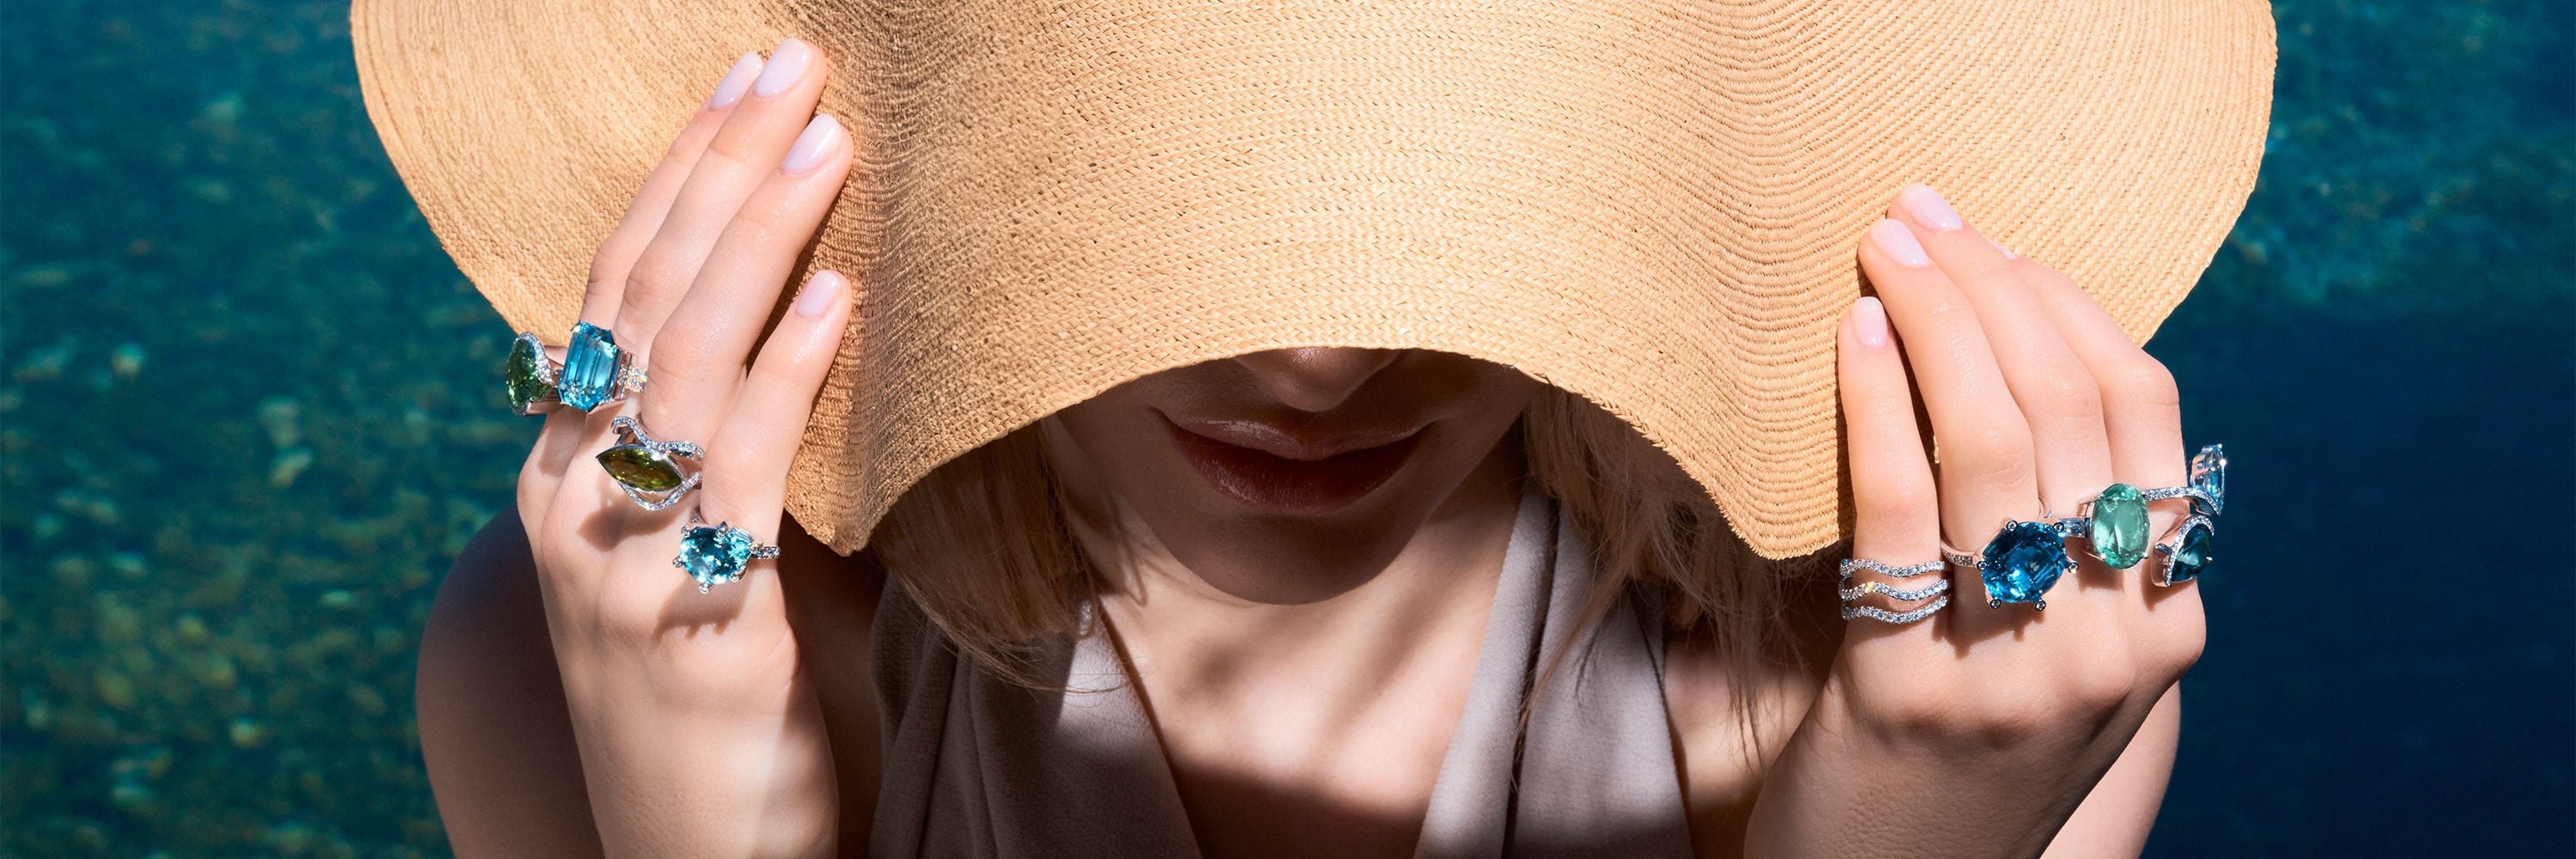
[{"left": 1163, "top": 412, "right": 1428, "bottom": 461}]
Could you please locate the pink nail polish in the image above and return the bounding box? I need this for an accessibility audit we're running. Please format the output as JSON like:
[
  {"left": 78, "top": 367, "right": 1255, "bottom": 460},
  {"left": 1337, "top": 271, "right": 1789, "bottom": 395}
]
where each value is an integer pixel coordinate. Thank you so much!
[
  {"left": 1898, "top": 185, "right": 1965, "bottom": 231},
  {"left": 1868, "top": 220, "right": 1933, "bottom": 268},
  {"left": 1853, "top": 296, "right": 1890, "bottom": 349},
  {"left": 781, "top": 114, "right": 841, "bottom": 177},
  {"left": 793, "top": 271, "right": 842, "bottom": 317},
  {"left": 707, "top": 52, "right": 762, "bottom": 110},
  {"left": 752, "top": 37, "right": 815, "bottom": 98},
  {"left": 1986, "top": 237, "right": 2019, "bottom": 259}
]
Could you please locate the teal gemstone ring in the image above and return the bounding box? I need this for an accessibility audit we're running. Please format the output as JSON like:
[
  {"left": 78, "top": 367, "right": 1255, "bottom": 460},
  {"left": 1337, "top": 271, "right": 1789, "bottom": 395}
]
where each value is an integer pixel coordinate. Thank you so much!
[
  {"left": 1944, "top": 515, "right": 2087, "bottom": 611},
  {"left": 2147, "top": 513, "right": 2216, "bottom": 587},
  {"left": 504, "top": 323, "right": 647, "bottom": 415},
  {"left": 2138, "top": 443, "right": 2227, "bottom": 518},
  {"left": 674, "top": 509, "right": 781, "bottom": 594},
  {"left": 598, "top": 416, "right": 703, "bottom": 511}
]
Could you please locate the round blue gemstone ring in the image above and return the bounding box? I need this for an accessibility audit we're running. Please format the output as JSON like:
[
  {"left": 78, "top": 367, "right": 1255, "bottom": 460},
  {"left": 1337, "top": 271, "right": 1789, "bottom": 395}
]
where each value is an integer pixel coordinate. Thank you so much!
[
  {"left": 1944, "top": 515, "right": 2087, "bottom": 611},
  {"left": 673, "top": 509, "right": 782, "bottom": 594}
]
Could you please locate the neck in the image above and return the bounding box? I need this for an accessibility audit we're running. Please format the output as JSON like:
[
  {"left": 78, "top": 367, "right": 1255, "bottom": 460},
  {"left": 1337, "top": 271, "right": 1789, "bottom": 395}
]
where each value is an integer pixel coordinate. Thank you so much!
[{"left": 1072, "top": 436, "right": 1528, "bottom": 701}]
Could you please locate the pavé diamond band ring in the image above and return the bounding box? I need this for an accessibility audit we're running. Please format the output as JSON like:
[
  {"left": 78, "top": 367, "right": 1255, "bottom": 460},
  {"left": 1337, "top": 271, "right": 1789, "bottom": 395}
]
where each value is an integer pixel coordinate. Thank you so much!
[
  {"left": 1838, "top": 557, "right": 1950, "bottom": 624},
  {"left": 597, "top": 416, "right": 703, "bottom": 511},
  {"left": 675, "top": 509, "right": 781, "bottom": 594}
]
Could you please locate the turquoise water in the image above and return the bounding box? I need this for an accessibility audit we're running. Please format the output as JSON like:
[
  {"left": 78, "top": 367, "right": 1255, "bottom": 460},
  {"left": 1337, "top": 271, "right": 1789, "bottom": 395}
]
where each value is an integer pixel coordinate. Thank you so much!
[{"left": 3, "top": 1, "right": 2567, "bottom": 855}]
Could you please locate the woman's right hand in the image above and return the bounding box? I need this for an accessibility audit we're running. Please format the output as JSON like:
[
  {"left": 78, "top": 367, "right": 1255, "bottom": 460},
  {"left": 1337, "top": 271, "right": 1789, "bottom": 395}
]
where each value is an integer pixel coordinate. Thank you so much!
[{"left": 513, "top": 36, "right": 856, "bottom": 858}]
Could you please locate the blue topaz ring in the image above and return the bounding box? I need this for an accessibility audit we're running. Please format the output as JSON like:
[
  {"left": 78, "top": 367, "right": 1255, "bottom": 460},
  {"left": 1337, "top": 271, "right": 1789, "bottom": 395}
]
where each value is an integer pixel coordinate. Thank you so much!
[
  {"left": 2139, "top": 443, "right": 2227, "bottom": 517},
  {"left": 1944, "top": 514, "right": 2087, "bottom": 610},
  {"left": 675, "top": 509, "right": 781, "bottom": 594},
  {"left": 1838, "top": 557, "right": 1950, "bottom": 624},
  {"left": 2146, "top": 512, "right": 2216, "bottom": 587},
  {"left": 598, "top": 417, "right": 702, "bottom": 511},
  {"left": 506, "top": 322, "right": 647, "bottom": 414}
]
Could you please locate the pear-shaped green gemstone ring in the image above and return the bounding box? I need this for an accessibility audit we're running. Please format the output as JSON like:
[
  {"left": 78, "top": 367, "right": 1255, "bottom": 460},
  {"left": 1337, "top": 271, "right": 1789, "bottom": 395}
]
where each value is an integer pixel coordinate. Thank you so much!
[{"left": 598, "top": 416, "right": 702, "bottom": 511}]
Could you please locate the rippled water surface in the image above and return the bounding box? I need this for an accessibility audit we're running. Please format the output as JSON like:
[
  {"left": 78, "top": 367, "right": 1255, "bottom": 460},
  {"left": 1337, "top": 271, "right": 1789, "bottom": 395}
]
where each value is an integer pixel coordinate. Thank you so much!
[{"left": 3, "top": 2, "right": 2568, "bottom": 855}]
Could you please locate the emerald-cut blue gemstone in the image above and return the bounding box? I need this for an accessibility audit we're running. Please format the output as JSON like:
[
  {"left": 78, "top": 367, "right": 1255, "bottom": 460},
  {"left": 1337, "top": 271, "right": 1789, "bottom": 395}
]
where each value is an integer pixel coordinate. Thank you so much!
[
  {"left": 558, "top": 321, "right": 621, "bottom": 411},
  {"left": 1981, "top": 520, "right": 2071, "bottom": 607},
  {"left": 677, "top": 523, "right": 754, "bottom": 590},
  {"left": 2164, "top": 519, "right": 2214, "bottom": 584},
  {"left": 2190, "top": 444, "right": 2227, "bottom": 516}
]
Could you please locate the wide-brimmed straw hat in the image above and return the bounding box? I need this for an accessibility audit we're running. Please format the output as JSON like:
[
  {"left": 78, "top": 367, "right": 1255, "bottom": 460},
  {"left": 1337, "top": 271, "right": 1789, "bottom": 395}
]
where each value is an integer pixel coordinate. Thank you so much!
[{"left": 350, "top": 1, "right": 2274, "bottom": 560}]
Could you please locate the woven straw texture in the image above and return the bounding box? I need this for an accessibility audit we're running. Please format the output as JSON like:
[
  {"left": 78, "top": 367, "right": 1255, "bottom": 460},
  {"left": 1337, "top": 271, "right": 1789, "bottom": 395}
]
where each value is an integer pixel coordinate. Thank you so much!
[{"left": 350, "top": 1, "right": 2274, "bottom": 560}]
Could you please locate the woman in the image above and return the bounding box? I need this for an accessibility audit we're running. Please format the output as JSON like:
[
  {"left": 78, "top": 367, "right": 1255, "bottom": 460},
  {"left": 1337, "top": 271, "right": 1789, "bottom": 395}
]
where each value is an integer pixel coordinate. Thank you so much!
[{"left": 413, "top": 37, "right": 2208, "bottom": 858}]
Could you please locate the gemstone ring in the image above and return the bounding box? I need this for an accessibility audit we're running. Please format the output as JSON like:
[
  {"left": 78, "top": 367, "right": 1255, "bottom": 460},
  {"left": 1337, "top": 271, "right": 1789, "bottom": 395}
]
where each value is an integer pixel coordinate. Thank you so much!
[
  {"left": 505, "top": 322, "right": 647, "bottom": 415},
  {"left": 597, "top": 416, "right": 703, "bottom": 511},
  {"left": 674, "top": 509, "right": 781, "bottom": 594},
  {"left": 503, "top": 332, "right": 562, "bottom": 416},
  {"left": 2138, "top": 443, "right": 2227, "bottom": 518},
  {"left": 2146, "top": 512, "right": 2216, "bottom": 587},
  {"left": 1837, "top": 557, "right": 1951, "bottom": 624},
  {"left": 1944, "top": 515, "right": 2087, "bottom": 610}
]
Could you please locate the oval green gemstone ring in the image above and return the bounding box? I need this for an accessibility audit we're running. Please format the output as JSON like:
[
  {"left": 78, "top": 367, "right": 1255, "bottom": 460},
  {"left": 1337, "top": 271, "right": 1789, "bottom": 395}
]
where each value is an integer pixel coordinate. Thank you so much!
[{"left": 598, "top": 416, "right": 703, "bottom": 511}]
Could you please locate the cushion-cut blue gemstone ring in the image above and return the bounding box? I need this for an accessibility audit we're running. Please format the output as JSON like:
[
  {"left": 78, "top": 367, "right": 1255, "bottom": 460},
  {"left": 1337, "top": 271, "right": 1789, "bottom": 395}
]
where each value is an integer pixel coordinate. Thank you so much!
[
  {"left": 1944, "top": 515, "right": 2087, "bottom": 611},
  {"left": 673, "top": 509, "right": 782, "bottom": 594}
]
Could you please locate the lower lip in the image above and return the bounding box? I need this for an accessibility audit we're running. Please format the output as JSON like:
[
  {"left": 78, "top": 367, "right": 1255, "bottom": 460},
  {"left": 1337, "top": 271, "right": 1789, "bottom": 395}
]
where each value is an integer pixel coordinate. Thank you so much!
[{"left": 1163, "top": 417, "right": 1424, "bottom": 515}]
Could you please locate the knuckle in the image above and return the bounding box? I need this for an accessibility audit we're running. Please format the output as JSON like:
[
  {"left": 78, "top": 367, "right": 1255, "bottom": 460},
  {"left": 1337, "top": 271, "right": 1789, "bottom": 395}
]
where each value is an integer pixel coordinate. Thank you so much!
[
  {"left": 2108, "top": 356, "right": 2184, "bottom": 414},
  {"left": 1852, "top": 677, "right": 1953, "bottom": 733},
  {"left": 2066, "top": 661, "right": 2139, "bottom": 714},
  {"left": 2026, "top": 369, "right": 2105, "bottom": 424},
  {"left": 1942, "top": 427, "right": 2035, "bottom": 485}
]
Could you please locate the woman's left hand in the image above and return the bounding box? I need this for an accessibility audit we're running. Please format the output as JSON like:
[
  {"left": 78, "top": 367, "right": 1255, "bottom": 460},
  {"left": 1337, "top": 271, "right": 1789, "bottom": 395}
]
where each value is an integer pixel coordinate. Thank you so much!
[{"left": 1742, "top": 184, "right": 2206, "bottom": 858}]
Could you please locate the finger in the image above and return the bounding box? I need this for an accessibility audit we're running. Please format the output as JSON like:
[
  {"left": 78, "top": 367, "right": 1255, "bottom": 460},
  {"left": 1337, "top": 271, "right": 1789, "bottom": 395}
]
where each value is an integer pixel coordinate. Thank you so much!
[
  {"left": 1836, "top": 295, "right": 1947, "bottom": 646},
  {"left": 575, "top": 51, "right": 764, "bottom": 329},
  {"left": 614, "top": 36, "right": 831, "bottom": 354},
  {"left": 524, "top": 52, "right": 759, "bottom": 499},
  {"left": 1856, "top": 216, "right": 2036, "bottom": 617},
  {"left": 706, "top": 270, "right": 854, "bottom": 523},
  {"left": 2022, "top": 262, "right": 2200, "bottom": 606},
  {"left": 1889, "top": 185, "right": 2114, "bottom": 523},
  {"left": 640, "top": 113, "right": 854, "bottom": 443}
]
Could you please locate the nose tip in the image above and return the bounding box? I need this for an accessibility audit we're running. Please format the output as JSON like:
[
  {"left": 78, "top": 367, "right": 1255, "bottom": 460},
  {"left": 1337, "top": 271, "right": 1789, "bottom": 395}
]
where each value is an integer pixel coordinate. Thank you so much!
[{"left": 1231, "top": 347, "right": 1400, "bottom": 412}]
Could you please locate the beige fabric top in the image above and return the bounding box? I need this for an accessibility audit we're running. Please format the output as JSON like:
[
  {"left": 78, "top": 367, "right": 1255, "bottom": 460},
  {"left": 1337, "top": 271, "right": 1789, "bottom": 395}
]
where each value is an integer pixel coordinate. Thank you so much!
[{"left": 868, "top": 488, "right": 1692, "bottom": 857}]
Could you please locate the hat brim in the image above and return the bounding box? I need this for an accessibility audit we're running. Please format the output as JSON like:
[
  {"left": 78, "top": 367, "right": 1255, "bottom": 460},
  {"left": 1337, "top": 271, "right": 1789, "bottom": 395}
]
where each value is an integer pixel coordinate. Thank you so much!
[{"left": 353, "top": 0, "right": 2274, "bottom": 559}]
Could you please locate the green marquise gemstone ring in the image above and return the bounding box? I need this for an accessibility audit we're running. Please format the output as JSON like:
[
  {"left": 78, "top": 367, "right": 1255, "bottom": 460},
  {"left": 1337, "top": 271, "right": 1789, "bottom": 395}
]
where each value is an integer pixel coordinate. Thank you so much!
[
  {"left": 598, "top": 416, "right": 702, "bottom": 511},
  {"left": 504, "top": 332, "right": 560, "bottom": 416},
  {"left": 675, "top": 509, "right": 781, "bottom": 594}
]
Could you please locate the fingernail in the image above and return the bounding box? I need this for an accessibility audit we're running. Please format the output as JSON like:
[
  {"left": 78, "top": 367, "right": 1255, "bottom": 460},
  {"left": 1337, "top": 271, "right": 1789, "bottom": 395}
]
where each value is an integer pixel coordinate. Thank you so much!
[
  {"left": 1898, "top": 184, "right": 1965, "bottom": 232},
  {"left": 793, "top": 271, "right": 842, "bottom": 318},
  {"left": 707, "top": 52, "right": 763, "bottom": 110},
  {"left": 752, "top": 37, "right": 815, "bottom": 98},
  {"left": 781, "top": 114, "right": 842, "bottom": 177},
  {"left": 1852, "top": 295, "right": 1890, "bottom": 349},
  {"left": 1986, "top": 236, "right": 2018, "bottom": 259},
  {"left": 1868, "top": 220, "right": 1932, "bottom": 268}
]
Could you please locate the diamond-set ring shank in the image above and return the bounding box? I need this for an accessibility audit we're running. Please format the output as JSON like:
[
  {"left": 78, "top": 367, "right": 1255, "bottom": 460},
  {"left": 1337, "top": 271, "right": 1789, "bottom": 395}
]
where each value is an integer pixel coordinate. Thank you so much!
[{"left": 1838, "top": 557, "right": 1949, "bottom": 624}]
